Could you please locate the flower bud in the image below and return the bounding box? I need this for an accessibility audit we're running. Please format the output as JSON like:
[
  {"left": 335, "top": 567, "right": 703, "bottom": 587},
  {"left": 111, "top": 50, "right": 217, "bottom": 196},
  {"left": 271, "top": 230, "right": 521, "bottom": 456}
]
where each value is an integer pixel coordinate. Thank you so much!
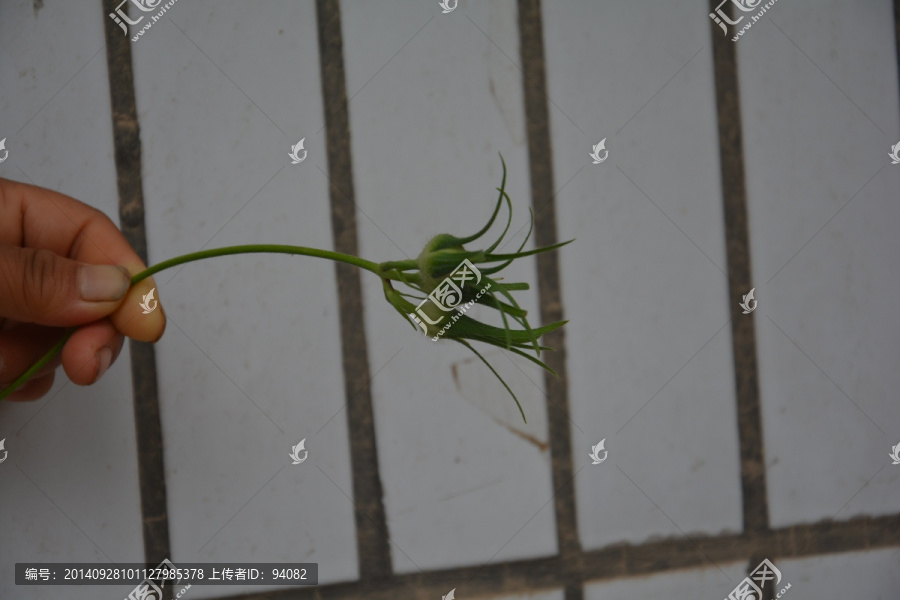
[{"left": 375, "top": 155, "right": 571, "bottom": 422}]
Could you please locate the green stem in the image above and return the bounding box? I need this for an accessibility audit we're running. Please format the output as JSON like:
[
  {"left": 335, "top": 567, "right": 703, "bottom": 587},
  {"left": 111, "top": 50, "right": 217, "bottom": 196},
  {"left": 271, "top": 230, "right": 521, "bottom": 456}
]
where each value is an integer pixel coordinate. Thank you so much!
[
  {"left": 376, "top": 259, "right": 418, "bottom": 272},
  {"left": 0, "top": 329, "right": 76, "bottom": 401},
  {"left": 131, "top": 244, "right": 384, "bottom": 284},
  {"left": 0, "top": 244, "right": 384, "bottom": 402}
]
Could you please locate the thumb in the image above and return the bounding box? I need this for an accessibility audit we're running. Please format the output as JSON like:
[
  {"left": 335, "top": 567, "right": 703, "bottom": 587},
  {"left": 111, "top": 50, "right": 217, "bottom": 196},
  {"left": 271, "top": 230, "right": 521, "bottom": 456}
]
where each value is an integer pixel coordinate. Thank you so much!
[{"left": 0, "top": 246, "right": 131, "bottom": 327}]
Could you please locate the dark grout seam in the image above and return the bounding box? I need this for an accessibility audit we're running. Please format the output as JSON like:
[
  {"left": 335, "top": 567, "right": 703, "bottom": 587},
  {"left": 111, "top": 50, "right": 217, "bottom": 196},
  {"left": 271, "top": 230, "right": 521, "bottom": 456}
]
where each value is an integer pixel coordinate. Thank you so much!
[
  {"left": 315, "top": 0, "right": 392, "bottom": 580},
  {"left": 710, "top": 0, "right": 770, "bottom": 535},
  {"left": 102, "top": 0, "right": 173, "bottom": 576},
  {"left": 210, "top": 514, "right": 900, "bottom": 600},
  {"left": 517, "top": 1, "right": 583, "bottom": 599}
]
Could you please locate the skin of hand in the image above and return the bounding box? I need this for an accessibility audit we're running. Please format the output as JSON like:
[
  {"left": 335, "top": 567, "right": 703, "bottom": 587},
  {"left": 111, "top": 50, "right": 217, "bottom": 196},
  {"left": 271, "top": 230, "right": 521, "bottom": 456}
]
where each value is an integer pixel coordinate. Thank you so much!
[{"left": 0, "top": 178, "right": 166, "bottom": 401}]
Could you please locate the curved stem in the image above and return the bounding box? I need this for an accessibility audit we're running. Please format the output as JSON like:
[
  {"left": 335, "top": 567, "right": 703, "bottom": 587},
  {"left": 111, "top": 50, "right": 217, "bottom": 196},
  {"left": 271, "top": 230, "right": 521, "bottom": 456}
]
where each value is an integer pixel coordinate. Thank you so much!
[
  {"left": 0, "top": 244, "right": 384, "bottom": 402},
  {"left": 131, "top": 244, "right": 384, "bottom": 284}
]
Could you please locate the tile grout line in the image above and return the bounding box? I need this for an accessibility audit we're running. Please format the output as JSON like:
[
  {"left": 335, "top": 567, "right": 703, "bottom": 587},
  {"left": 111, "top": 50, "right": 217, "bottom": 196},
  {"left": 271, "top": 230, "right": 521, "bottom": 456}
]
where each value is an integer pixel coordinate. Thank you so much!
[
  {"left": 101, "top": 0, "right": 173, "bottom": 579},
  {"left": 210, "top": 513, "right": 900, "bottom": 600},
  {"left": 315, "top": 0, "right": 392, "bottom": 580},
  {"left": 709, "top": 0, "right": 770, "bottom": 535},
  {"left": 516, "top": 1, "right": 583, "bottom": 599}
]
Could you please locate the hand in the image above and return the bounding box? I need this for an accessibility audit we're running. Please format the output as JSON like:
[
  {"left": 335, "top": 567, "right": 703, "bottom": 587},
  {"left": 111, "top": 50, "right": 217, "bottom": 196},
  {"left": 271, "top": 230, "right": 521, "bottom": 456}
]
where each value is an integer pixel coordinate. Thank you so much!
[{"left": 0, "top": 178, "right": 166, "bottom": 401}]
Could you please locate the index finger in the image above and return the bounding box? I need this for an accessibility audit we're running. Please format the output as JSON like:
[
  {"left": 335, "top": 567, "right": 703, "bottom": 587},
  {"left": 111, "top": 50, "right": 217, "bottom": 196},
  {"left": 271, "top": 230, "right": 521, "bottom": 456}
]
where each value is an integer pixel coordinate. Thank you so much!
[{"left": 0, "top": 177, "right": 165, "bottom": 342}]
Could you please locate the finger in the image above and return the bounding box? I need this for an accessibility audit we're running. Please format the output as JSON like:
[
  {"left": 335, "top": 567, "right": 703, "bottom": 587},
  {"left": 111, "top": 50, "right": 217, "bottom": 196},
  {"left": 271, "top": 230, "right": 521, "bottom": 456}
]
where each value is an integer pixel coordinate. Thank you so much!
[
  {"left": 0, "top": 245, "right": 131, "bottom": 326},
  {"left": 0, "top": 322, "right": 64, "bottom": 384},
  {"left": 110, "top": 286, "right": 166, "bottom": 344},
  {"left": 4, "top": 372, "right": 55, "bottom": 402},
  {"left": 61, "top": 319, "right": 125, "bottom": 386},
  {"left": 0, "top": 178, "right": 166, "bottom": 342}
]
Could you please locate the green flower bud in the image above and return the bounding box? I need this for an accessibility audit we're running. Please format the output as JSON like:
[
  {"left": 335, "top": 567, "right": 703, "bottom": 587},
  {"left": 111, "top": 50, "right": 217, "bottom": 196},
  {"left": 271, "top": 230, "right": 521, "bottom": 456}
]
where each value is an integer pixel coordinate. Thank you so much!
[{"left": 376, "top": 155, "right": 572, "bottom": 422}]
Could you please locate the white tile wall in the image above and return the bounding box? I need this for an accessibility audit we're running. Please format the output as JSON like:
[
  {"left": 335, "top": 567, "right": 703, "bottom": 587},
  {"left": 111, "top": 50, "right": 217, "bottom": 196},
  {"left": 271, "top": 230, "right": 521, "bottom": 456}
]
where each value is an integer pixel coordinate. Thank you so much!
[
  {"left": 1, "top": 1, "right": 897, "bottom": 598},
  {"left": 130, "top": 1, "right": 358, "bottom": 596},
  {"left": 737, "top": 0, "right": 900, "bottom": 527},
  {"left": 542, "top": 0, "right": 743, "bottom": 549}
]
